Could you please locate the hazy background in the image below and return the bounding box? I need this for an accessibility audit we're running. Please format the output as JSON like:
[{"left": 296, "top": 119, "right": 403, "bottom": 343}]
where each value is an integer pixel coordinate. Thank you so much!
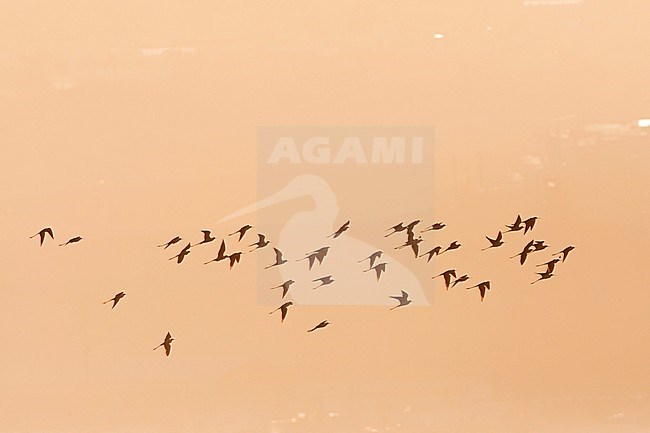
[{"left": 1, "top": 1, "right": 649, "bottom": 432}]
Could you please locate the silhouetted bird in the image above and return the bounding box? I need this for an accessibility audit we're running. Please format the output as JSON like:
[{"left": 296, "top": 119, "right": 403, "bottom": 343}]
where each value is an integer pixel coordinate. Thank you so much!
[
  {"left": 451, "top": 274, "right": 470, "bottom": 288},
  {"left": 505, "top": 215, "right": 524, "bottom": 233},
  {"left": 265, "top": 247, "right": 288, "bottom": 269},
  {"left": 270, "top": 279, "right": 295, "bottom": 299},
  {"left": 466, "top": 281, "right": 491, "bottom": 301},
  {"left": 153, "top": 332, "right": 174, "bottom": 356},
  {"left": 405, "top": 227, "right": 417, "bottom": 244},
  {"left": 158, "top": 236, "right": 182, "bottom": 249},
  {"left": 298, "top": 246, "right": 330, "bottom": 270},
  {"left": 385, "top": 222, "right": 407, "bottom": 237},
  {"left": 358, "top": 250, "right": 383, "bottom": 269},
  {"left": 229, "top": 225, "right": 253, "bottom": 241},
  {"left": 432, "top": 269, "right": 457, "bottom": 290},
  {"left": 419, "top": 246, "right": 442, "bottom": 262},
  {"left": 311, "top": 246, "right": 330, "bottom": 263},
  {"left": 30, "top": 227, "right": 54, "bottom": 246},
  {"left": 532, "top": 270, "right": 553, "bottom": 284},
  {"left": 421, "top": 222, "right": 446, "bottom": 232},
  {"left": 482, "top": 231, "right": 504, "bottom": 251},
  {"left": 298, "top": 252, "right": 319, "bottom": 270},
  {"left": 390, "top": 290, "right": 412, "bottom": 310},
  {"left": 405, "top": 220, "right": 421, "bottom": 232},
  {"left": 169, "top": 243, "right": 191, "bottom": 264},
  {"left": 103, "top": 292, "right": 125, "bottom": 309},
  {"left": 510, "top": 239, "right": 535, "bottom": 265},
  {"left": 523, "top": 216, "right": 539, "bottom": 235},
  {"left": 59, "top": 236, "right": 82, "bottom": 247},
  {"left": 204, "top": 240, "right": 228, "bottom": 264},
  {"left": 227, "top": 252, "right": 242, "bottom": 270},
  {"left": 440, "top": 241, "right": 461, "bottom": 254},
  {"left": 328, "top": 221, "right": 350, "bottom": 238},
  {"left": 553, "top": 245, "right": 575, "bottom": 262},
  {"left": 312, "top": 275, "right": 334, "bottom": 289},
  {"left": 270, "top": 301, "right": 293, "bottom": 322},
  {"left": 192, "top": 230, "right": 216, "bottom": 247},
  {"left": 364, "top": 262, "right": 387, "bottom": 281},
  {"left": 248, "top": 234, "right": 270, "bottom": 251},
  {"left": 307, "top": 320, "right": 330, "bottom": 332},
  {"left": 537, "top": 257, "right": 561, "bottom": 274},
  {"left": 396, "top": 236, "right": 423, "bottom": 258},
  {"left": 532, "top": 240, "right": 548, "bottom": 251}
]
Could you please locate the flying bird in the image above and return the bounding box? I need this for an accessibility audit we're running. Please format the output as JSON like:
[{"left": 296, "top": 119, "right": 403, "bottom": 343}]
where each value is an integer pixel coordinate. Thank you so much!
[
  {"left": 553, "top": 245, "right": 575, "bottom": 262},
  {"left": 265, "top": 247, "right": 288, "bottom": 269},
  {"left": 297, "top": 246, "right": 330, "bottom": 270},
  {"left": 405, "top": 219, "right": 421, "bottom": 232},
  {"left": 358, "top": 250, "right": 383, "bottom": 269},
  {"left": 523, "top": 216, "right": 539, "bottom": 234},
  {"left": 204, "top": 240, "right": 228, "bottom": 264},
  {"left": 227, "top": 252, "right": 242, "bottom": 270},
  {"left": 396, "top": 236, "right": 423, "bottom": 258},
  {"left": 432, "top": 269, "right": 457, "bottom": 290},
  {"left": 419, "top": 246, "right": 442, "bottom": 262},
  {"left": 451, "top": 274, "right": 470, "bottom": 288},
  {"left": 30, "top": 227, "right": 54, "bottom": 246},
  {"left": 536, "top": 257, "right": 561, "bottom": 274},
  {"left": 270, "top": 301, "right": 293, "bottom": 322},
  {"left": 532, "top": 240, "right": 548, "bottom": 251},
  {"left": 389, "top": 290, "right": 412, "bottom": 310},
  {"left": 386, "top": 220, "right": 420, "bottom": 237},
  {"left": 169, "top": 242, "right": 191, "bottom": 264},
  {"left": 298, "top": 252, "right": 319, "bottom": 270},
  {"left": 153, "top": 332, "right": 174, "bottom": 356},
  {"left": 157, "top": 236, "right": 182, "bottom": 249},
  {"left": 192, "top": 230, "right": 216, "bottom": 247},
  {"left": 466, "top": 281, "right": 491, "bottom": 301},
  {"left": 270, "top": 279, "right": 295, "bottom": 299},
  {"left": 248, "top": 233, "right": 270, "bottom": 251},
  {"left": 158, "top": 236, "right": 183, "bottom": 250},
  {"left": 59, "top": 236, "right": 82, "bottom": 247},
  {"left": 103, "top": 292, "right": 126, "bottom": 309},
  {"left": 364, "top": 262, "right": 387, "bottom": 281},
  {"left": 307, "top": 320, "right": 330, "bottom": 332},
  {"left": 505, "top": 215, "right": 524, "bottom": 233},
  {"left": 229, "top": 225, "right": 253, "bottom": 241},
  {"left": 385, "top": 222, "right": 407, "bottom": 237},
  {"left": 312, "top": 275, "right": 334, "bottom": 289},
  {"left": 510, "top": 239, "right": 536, "bottom": 265},
  {"left": 482, "top": 231, "right": 504, "bottom": 251},
  {"left": 327, "top": 220, "right": 350, "bottom": 239},
  {"left": 440, "top": 241, "right": 461, "bottom": 254},
  {"left": 532, "top": 270, "right": 554, "bottom": 284},
  {"left": 421, "top": 222, "right": 446, "bottom": 232}
]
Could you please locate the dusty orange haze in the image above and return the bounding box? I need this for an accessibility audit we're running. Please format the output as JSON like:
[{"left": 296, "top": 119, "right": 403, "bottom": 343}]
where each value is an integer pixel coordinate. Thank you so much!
[{"left": 1, "top": 1, "right": 649, "bottom": 432}]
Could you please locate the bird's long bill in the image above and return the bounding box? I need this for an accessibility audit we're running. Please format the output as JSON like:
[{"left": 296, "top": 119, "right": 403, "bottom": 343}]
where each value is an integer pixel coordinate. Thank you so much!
[{"left": 216, "top": 182, "right": 299, "bottom": 224}]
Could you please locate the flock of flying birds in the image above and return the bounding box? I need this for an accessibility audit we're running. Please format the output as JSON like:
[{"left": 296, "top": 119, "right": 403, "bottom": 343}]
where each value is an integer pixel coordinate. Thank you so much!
[{"left": 30, "top": 215, "right": 575, "bottom": 357}]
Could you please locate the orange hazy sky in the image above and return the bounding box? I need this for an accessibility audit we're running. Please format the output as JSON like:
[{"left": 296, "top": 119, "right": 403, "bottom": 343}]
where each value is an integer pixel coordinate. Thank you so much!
[{"left": 1, "top": 1, "right": 649, "bottom": 432}]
